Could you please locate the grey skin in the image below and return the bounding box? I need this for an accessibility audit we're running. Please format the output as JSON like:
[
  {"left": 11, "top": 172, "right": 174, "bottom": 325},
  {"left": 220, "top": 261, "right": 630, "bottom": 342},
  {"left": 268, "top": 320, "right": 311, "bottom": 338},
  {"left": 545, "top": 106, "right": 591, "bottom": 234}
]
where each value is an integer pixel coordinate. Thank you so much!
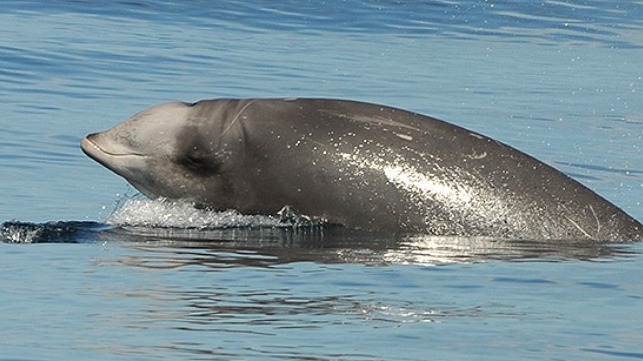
[{"left": 81, "top": 98, "right": 643, "bottom": 241}]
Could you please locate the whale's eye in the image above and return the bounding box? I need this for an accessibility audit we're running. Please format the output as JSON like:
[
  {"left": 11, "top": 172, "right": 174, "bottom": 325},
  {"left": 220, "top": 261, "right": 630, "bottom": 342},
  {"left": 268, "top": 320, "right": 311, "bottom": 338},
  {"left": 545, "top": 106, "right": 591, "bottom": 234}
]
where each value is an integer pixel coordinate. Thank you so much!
[
  {"left": 179, "top": 153, "right": 221, "bottom": 174},
  {"left": 182, "top": 154, "right": 204, "bottom": 167}
]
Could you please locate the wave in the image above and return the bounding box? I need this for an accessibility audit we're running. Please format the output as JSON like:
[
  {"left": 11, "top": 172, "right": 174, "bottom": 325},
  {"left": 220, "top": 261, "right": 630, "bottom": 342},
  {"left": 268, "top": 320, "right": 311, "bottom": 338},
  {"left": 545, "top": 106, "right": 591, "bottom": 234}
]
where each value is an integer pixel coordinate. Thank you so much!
[{"left": 5, "top": 1, "right": 642, "bottom": 48}]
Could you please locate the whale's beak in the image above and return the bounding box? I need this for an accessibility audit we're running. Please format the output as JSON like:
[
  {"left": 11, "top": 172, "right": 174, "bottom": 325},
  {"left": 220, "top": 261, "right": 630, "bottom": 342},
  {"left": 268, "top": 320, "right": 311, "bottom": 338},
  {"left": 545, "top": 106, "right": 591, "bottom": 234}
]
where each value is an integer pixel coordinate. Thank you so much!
[
  {"left": 81, "top": 132, "right": 146, "bottom": 172},
  {"left": 80, "top": 134, "right": 103, "bottom": 161}
]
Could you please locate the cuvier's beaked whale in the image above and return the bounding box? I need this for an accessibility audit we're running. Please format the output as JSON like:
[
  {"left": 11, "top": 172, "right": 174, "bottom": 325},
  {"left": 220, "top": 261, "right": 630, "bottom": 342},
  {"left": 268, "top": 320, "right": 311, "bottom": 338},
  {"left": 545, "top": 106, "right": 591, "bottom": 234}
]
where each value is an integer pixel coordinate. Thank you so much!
[{"left": 80, "top": 98, "right": 643, "bottom": 241}]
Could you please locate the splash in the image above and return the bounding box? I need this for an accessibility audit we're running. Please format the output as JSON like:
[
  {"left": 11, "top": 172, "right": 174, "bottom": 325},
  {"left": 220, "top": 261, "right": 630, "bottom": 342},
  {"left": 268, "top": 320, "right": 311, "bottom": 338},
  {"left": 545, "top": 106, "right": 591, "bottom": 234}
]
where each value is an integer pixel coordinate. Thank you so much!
[
  {"left": 0, "top": 199, "right": 330, "bottom": 244},
  {"left": 105, "top": 197, "right": 318, "bottom": 229},
  {"left": 0, "top": 221, "right": 106, "bottom": 244}
]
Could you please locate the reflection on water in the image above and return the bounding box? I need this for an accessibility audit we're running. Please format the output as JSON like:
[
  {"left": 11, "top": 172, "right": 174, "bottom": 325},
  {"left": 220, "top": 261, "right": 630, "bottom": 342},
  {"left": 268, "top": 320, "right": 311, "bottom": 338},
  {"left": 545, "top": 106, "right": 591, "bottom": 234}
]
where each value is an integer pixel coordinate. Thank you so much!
[
  {"left": 3, "top": 219, "right": 636, "bottom": 266},
  {"left": 86, "top": 242, "right": 519, "bottom": 361},
  {"left": 4, "top": 219, "right": 636, "bottom": 360},
  {"left": 120, "top": 230, "right": 638, "bottom": 268}
]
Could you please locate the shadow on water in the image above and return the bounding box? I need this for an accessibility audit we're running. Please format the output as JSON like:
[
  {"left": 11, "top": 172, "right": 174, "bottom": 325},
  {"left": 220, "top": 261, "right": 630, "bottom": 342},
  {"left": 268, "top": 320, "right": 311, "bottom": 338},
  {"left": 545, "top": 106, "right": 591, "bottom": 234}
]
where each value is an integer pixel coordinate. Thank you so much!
[{"left": 1, "top": 220, "right": 637, "bottom": 266}]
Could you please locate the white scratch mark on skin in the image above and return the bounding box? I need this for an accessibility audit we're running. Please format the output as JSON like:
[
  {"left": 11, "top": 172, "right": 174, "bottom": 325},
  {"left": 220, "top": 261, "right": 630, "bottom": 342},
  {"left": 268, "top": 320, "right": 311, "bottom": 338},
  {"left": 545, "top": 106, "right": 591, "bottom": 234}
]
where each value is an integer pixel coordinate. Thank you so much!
[
  {"left": 395, "top": 133, "right": 413, "bottom": 141},
  {"left": 329, "top": 112, "right": 423, "bottom": 133},
  {"left": 565, "top": 215, "right": 593, "bottom": 239},
  {"left": 590, "top": 204, "right": 601, "bottom": 235},
  {"left": 562, "top": 204, "right": 599, "bottom": 239},
  {"left": 466, "top": 151, "right": 487, "bottom": 160},
  {"left": 221, "top": 99, "right": 256, "bottom": 137},
  {"left": 469, "top": 133, "right": 484, "bottom": 140}
]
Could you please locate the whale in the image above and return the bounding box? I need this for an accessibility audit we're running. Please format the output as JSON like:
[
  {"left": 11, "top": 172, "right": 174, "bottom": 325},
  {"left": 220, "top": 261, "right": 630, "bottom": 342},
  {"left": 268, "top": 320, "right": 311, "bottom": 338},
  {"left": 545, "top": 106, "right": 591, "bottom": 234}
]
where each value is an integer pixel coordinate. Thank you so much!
[{"left": 81, "top": 98, "right": 643, "bottom": 241}]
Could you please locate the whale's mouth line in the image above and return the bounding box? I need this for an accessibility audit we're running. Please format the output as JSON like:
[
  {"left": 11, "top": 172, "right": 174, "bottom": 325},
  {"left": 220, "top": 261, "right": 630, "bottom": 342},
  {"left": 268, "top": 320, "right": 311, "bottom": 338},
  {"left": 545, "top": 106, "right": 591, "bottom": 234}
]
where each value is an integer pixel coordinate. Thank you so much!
[{"left": 81, "top": 137, "right": 146, "bottom": 158}]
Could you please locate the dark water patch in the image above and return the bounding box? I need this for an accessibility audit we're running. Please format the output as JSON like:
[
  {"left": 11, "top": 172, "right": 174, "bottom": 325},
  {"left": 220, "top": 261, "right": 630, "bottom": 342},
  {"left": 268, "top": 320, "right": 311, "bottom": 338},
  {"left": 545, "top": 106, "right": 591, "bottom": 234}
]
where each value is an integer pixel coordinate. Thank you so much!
[
  {"left": 493, "top": 276, "right": 557, "bottom": 285},
  {"left": 582, "top": 348, "right": 643, "bottom": 359},
  {"left": 557, "top": 161, "right": 643, "bottom": 177},
  {"left": 0, "top": 221, "right": 109, "bottom": 243},
  {"left": 577, "top": 281, "right": 619, "bottom": 290}
]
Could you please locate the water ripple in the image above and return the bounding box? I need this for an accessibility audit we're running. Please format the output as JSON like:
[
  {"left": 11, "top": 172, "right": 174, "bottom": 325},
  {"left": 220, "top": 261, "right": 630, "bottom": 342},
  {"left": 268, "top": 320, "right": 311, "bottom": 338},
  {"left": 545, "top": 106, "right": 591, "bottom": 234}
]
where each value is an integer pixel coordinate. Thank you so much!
[{"left": 4, "top": 0, "right": 643, "bottom": 48}]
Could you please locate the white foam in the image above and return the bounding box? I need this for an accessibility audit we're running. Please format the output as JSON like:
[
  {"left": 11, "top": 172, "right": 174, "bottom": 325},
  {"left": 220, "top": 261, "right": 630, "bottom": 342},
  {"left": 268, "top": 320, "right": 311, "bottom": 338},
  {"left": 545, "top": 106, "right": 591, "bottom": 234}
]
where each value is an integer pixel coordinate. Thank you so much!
[{"left": 105, "top": 198, "right": 285, "bottom": 229}]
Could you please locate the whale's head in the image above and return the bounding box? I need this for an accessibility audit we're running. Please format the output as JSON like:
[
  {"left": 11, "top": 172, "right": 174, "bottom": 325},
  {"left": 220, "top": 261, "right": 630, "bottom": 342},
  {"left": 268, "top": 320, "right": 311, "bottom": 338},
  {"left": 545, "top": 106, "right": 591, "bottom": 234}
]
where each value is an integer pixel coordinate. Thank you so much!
[{"left": 81, "top": 101, "right": 240, "bottom": 207}]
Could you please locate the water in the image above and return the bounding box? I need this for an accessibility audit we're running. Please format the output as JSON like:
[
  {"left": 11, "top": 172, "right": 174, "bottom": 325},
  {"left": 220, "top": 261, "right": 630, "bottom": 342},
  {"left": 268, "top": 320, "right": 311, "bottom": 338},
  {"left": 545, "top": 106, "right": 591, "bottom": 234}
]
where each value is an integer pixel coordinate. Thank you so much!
[{"left": 1, "top": 1, "right": 643, "bottom": 359}]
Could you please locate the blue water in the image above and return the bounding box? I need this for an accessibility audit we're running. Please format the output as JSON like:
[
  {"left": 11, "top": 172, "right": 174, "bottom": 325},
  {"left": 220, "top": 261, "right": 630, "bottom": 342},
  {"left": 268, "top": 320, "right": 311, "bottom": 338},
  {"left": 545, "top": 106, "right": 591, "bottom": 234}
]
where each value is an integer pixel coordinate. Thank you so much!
[{"left": 2, "top": 1, "right": 643, "bottom": 360}]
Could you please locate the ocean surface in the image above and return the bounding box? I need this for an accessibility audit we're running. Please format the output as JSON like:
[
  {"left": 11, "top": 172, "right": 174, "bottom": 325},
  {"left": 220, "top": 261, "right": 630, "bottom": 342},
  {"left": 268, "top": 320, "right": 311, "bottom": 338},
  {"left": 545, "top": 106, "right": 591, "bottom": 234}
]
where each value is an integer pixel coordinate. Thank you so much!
[{"left": 1, "top": 1, "right": 643, "bottom": 360}]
